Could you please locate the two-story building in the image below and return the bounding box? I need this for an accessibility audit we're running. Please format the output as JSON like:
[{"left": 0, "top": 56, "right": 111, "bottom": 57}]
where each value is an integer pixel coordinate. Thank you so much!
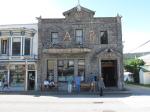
[
  {"left": 0, "top": 24, "right": 38, "bottom": 91},
  {"left": 37, "top": 5, "right": 124, "bottom": 91}
]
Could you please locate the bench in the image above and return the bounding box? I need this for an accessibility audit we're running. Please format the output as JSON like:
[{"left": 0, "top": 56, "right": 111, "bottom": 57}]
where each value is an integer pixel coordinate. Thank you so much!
[{"left": 80, "top": 83, "right": 91, "bottom": 91}]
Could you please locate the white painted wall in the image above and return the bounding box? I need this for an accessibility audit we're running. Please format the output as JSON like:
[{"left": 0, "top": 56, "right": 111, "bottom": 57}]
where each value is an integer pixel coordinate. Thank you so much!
[
  {"left": 139, "top": 69, "right": 144, "bottom": 84},
  {"left": 143, "top": 72, "right": 150, "bottom": 84},
  {"left": 139, "top": 69, "right": 150, "bottom": 84}
]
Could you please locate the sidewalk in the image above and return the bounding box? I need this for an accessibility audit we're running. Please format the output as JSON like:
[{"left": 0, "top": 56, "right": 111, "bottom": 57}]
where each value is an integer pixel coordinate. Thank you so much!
[{"left": 0, "top": 88, "right": 132, "bottom": 96}]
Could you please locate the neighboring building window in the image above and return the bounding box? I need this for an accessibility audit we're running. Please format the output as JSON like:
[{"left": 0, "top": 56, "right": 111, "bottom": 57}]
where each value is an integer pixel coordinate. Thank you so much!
[
  {"left": 24, "top": 38, "right": 30, "bottom": 55},
  {"left": 58, "top": 60, "right": 74, "bottom": 82},
  {"left": 75, "top": 29, "right": 83, "bottom": 44},
  {"left": 12, "top": 37, "right": 21, "bottom": 55},
  {"left": 51, "top": 32, "right": 59, "bottom": 44},
  {"left": 78, "top": 59, "right": 85, "bottom": 81},
  {"left": 100, "top": 31, "right": 108, "bottom": 44},
  {"left": 1, "top": 39, "right": 8, "bottom": 54}
]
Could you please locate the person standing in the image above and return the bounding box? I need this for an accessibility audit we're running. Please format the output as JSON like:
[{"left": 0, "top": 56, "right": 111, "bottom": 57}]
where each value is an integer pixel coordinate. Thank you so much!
[
  {"left": 75, "top": 75, "right": 81, "bottom": 93},
  {"left": 90, "top": 76, "right": 96, "bottom": 92},
  {"left": 2, "top": 78, "right": 9, "bottom": 90},
  {"left": 98, "top": 76, "right": 105, "bottom": 96},
  {"left": 67, "top": 76, "right": 73, "bottom": 93}
]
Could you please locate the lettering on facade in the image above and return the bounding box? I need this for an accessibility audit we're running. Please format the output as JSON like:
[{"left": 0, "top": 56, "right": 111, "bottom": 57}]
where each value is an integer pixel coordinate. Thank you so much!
[{"left": 64, "top": 32, "right": 71, "bottom": 41}]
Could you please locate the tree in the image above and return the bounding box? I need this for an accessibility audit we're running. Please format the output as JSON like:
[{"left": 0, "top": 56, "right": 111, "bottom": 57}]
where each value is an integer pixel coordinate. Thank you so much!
[{"left": 124, "top": 58, "right": 145, "bottom": 83}]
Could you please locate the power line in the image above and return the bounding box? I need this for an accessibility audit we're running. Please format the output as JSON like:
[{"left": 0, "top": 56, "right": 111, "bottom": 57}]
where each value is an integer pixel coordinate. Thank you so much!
[{"left": 129, "top": 40, "right": 150, "bottom": 52}]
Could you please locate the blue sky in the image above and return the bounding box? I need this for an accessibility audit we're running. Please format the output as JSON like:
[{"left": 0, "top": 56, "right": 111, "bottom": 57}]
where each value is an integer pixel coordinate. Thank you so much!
[{"left": 0, "top": 0, "right": 149, "bottom": 53}]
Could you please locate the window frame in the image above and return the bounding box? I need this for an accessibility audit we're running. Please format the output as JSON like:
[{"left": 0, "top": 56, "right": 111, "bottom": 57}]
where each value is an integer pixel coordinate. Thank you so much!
[
  {"left": 51, "top": 32, "right": 59, "bottom": 44},
  {"left": 1, "top": 39, "right": 8, "bottom": 54},
  {"left": 100, "top": 31, "right": 108, "bottom": 44},
  {"left": 57, "top": 59, "right": 74, "bottom": 82},
  {"left": 24, "top": 38, "right": 30, "bottom": 55},
  {"left": 12, "top": 37, "right": 21, "bottom": 56},
  {"left": 75, "top": 29, "right": 83, "bottom": 45},
  {"left": 78, "top": 59, "right": 85, "bottom": 81}
]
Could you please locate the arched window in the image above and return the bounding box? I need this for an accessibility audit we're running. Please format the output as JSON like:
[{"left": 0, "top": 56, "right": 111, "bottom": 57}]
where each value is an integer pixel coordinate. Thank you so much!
[{"left": 100, "top": 31, "right": 108, "bottom": 44}]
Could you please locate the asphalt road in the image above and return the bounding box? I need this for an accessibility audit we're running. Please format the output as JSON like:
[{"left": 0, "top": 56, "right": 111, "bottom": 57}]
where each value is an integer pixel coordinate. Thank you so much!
[
  {"left": 0, "top": 84, "right": 149, "bottom": 112},
  {"left": 126, "top": 84, "right": 150, "bottom": 95}
]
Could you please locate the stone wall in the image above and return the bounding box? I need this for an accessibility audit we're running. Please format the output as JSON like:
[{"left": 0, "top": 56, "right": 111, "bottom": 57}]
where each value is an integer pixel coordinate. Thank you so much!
[{"left": 37, "top": 6, "right": 123, "bottom": 90}]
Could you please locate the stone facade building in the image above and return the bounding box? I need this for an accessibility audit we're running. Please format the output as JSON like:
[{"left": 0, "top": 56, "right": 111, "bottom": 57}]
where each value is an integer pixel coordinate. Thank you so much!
[
  {"left": 0, "top": 24, "right": 38, "bottom": 91},
  {"left": 38, "top": 5, "right": 124, "bottom": 91}
]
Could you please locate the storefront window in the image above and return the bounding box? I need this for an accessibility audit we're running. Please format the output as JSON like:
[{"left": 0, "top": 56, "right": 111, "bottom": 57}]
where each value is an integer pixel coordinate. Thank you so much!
[
  {"left": 47, "top": 60, "right": 54, "bottom": 81},
  {"left": 10, "top": 65, "right": 25, "bottom": 87},
  {"left": 78, "top": 59, "right": 85, "bottom": 81},
  {"left": 58, "top": 60, "right": 74, "bottom": 82}
]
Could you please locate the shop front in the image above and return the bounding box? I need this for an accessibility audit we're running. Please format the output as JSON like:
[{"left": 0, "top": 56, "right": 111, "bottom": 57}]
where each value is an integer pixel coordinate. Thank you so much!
[
  {"left": 47, "top": 59, "right": 85, "bottom": 91},
  {"left": 0, "top": 62, "right": 37, "bottom": 91}
]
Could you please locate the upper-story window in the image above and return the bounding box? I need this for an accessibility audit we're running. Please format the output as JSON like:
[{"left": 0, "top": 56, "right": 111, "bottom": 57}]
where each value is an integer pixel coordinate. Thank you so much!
[
  {"left": 24, "top": 38, "right": 30, "bottom": 55},
  {"left": 51, "top": 32, "right": 59, "bottom": 44},
  {"left": 75, "top": 29, "right": 83, "bottom": 44},
  {"left": 21, "top": 31, "right": 25, "bottom": 36},
  {"left": 100, "top": 31, "right": 108, "bottom": 44},
  {"left": 12, "top": 37, "right": 21, "bottom": 56},
  {"left": 1, "top": 39, "right": 8, "bottom": 54}
]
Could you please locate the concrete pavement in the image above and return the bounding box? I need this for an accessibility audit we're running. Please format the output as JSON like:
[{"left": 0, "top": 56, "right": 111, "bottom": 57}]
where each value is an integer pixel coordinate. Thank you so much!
[{"left": 0, "top": 84, "right": 149, "bottom": 112}]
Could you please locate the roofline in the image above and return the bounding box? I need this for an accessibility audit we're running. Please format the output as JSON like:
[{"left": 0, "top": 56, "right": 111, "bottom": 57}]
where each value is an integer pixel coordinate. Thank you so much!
[
  {"left": 63, "top": 6, "right": 95, "bottom": 16},
  {"left": 0, "top": 23, "right": 37, "bottom": 26}
]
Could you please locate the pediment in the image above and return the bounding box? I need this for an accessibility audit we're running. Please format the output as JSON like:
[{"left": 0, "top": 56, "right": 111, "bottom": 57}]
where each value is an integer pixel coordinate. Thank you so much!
[{"left": 63, "top": 5, "right": 95, "bottom": 19}]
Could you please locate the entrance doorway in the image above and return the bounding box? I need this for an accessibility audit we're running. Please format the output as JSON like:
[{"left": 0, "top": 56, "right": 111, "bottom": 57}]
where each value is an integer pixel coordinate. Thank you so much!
[
  {"left": 28, "top": 71, "right": 35, "bottom": 90},
  {"left": 101, "top": 60, "right": 117, "bottom": 87}
]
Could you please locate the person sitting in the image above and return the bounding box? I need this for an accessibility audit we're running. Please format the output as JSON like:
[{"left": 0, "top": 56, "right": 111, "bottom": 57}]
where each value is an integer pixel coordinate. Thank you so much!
[
  {"left": 43, "top": 79, "right": 49, "bottom": 89},
  {"left": 49, "top": 80, "right": 55, "bottom": 87}
]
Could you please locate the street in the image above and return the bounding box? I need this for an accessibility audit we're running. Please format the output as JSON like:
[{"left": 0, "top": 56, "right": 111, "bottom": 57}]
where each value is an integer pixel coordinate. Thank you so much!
[{"left": 0, "top": 84, "right": 150, "bottom": 112}]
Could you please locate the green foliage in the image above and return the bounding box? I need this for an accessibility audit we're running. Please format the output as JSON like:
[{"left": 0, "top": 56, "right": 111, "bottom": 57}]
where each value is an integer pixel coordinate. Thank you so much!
[{"left": 124, "top": 58, "right": 145, "bottom": 83}]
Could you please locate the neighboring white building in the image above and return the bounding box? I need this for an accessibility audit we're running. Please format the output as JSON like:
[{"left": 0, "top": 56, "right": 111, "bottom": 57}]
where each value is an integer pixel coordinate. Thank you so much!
[
  {"left": 139, "top": 66, "right": 150, "bottom": 84},
  {"left": 139, "top": 54, "right": 150, "bottom": 84},
  {"left": 0, "top": 24, "right": 38, "bottom": 91},
  {"left": 139, "top": 54, "right": 150, "bottom": 65}
]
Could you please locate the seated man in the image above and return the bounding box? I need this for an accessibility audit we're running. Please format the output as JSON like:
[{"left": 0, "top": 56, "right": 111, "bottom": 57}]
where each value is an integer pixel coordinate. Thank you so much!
[
  {"left": 49, "top": 80, "right": 55, "bottom": 87},
  {"left": 43, "top": 79, "right": 49, "bottom": 88}
]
